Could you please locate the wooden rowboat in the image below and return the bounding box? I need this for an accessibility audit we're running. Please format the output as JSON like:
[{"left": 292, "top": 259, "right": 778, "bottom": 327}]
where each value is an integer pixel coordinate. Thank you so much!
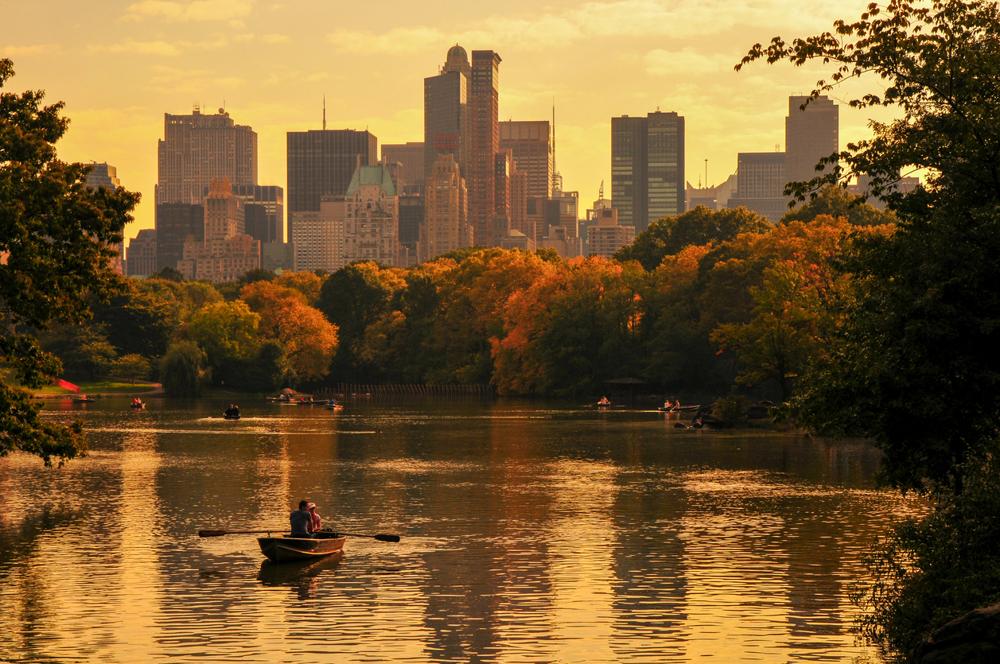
[{"left": 257, "top": 534, "right": 346, "bottom": 563}]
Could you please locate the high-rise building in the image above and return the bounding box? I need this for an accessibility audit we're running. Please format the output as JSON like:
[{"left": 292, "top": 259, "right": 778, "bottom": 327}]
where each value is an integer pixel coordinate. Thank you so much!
[
  {"left": 155, "top": 203, "right": 204, "bottom": 273},
  {"left": 177, "top": 178, "right": 260, "bottom": 282},
  {"left": 126, "top": 229, "right": 157, "bottom": 277},
  {"left": 286, "top": 129, "right": 377, "bottom": 239},
  {"left": 156, "top": 107, "right": 257, "bottom": 206},
  {"left": 500, "top": 120, "right": 552, "bottom": 200},
  {"left": 291, "top": 197, "right": 346, "bottom": 273},
  {"left": 785, "top": 95, "right": 838, "bottom": 185},
  {"left": 381, "top": 142, "right": 426, "bottom": 193},
  {"left": 492, "top": 152, "right": 512, "bottom": 242},
  {"left": 342, "top": 165, "right": 399, "bottom": 266},
  {"left": 421, "top": 154, "right": 471, "bottom": 261},
  {"left": 509, "top": 166, "right": 530, "bottom": 241},
  {"left": 233, "top": 184, "right": 283, "bottom": 244},
  {"left": 727, "top": 152, "right": 787, "bottom": 221},
  {"left": 469, "top": 50, "right": 501, "bottom": 246},
  {"left": 398, "top": 193, "right": 423, "bottom": 266},
  {"left": 611, "top": 111, "right": 685, "bottom": 232},
  {"left": 84, "top": 162, "right": 124, "bottom": 274},
  {"left": 424, "top": 46, "right": 470, "bottom": 177}
]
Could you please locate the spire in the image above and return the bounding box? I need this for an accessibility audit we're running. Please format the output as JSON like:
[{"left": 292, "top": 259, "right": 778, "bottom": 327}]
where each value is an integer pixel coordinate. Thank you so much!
[
  {"left": 322, "top": 95, "right": 326, "bottom": 130},
  {"left": 551, "top": 99, "right": 563, "bottom": 194}
]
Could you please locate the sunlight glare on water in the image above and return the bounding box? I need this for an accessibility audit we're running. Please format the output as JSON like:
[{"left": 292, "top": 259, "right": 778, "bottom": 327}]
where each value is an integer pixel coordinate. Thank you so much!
[{"left": 0, "top": 399, "right": 921, "bottom": 662}]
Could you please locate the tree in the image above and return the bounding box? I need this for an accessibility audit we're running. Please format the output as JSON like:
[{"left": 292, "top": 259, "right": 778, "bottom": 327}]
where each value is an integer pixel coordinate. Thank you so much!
[
  {"left": 0, "top": 59, "right": 138, "bottom": 464},
  {"left": 240, "top": 281, "right": 338, "bottom": 383},
  {"left": 111, "top": 354, "right": 151, "bottom": 385},
  {"left": 616, "top": 206, "right": 771, "bottom": 270},
  {"left": 186, "top": 300, "right": 261, "bottom": 382},
  {"left": 781, "top": 185, "right": 895, "bottom": 226},
  {"left": 275, "top": 271, "right": 323, "bottom": 304},
  {"left": 740, "top": 0, "right": 1000, "bottom": 654},
  {"left": 160, "top": 341, "right": 204, "bottom": 396}
]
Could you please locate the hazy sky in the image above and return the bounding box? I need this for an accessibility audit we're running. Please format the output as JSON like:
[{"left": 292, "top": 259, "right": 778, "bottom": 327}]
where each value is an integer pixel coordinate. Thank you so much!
[{"left": 3, "top": 0, "right": 890, "bottom": 241}]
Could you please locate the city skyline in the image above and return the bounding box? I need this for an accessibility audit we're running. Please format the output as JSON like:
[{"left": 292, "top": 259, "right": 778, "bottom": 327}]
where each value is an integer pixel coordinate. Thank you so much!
[{"left": 3, "top": 0, "right": 894, "bottom": 243}]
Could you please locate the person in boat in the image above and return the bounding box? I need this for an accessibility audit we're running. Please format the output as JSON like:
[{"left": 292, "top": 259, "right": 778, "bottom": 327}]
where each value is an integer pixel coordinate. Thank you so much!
[
  {"left": 290, "top": 499, "right": 314, "bottom": 538},
  {"left": 597, "top": 396, "right": 611, "bottom": 406},
  {"left": 224, "top": 403, "right": 240, "bottom": 419},
  {"left": 307, "top": 502, "right": 322, "bottom": 532},
  {"left": 692, "top": 414, "right": 705, "bottom": 429},
  {"left": 131, "top": 397, "right": 143, "bottom": 408}
]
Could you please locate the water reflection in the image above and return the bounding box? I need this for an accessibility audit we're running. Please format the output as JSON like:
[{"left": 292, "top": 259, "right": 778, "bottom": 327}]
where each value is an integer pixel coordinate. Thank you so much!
[{"left": 0, "top": 399, "right": 922, "bottom": 662}]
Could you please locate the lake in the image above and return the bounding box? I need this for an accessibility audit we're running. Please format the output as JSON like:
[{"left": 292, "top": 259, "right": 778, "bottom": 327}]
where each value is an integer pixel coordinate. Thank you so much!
[{"left": 0, "top": 398, "right": 921, "bottom": 662}]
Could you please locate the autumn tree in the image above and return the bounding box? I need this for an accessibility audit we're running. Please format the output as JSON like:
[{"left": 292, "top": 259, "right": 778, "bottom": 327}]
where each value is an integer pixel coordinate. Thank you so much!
[
  {"left": 616, "top": 206, "right": 771, "bottom": 270},
  {"left": 740, "top": 0, "right": 1000, "bottom": 655},
  {"left": 240, "top": 281, "right": 338, "bottom": 383},
  {"left": 0, "top": 59, "right": 138, "bottom": 463}
]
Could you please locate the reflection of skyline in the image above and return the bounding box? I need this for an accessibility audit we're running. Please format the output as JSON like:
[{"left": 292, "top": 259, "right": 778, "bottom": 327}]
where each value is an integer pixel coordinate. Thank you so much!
[{"left": 0, "top": 403, "right": 917, "bottom": 662}]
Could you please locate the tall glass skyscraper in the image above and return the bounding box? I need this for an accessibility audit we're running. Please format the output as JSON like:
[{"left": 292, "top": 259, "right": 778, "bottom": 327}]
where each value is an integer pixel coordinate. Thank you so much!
[{"left": 611, "top": 111, "right": 685, "bottom": 232}]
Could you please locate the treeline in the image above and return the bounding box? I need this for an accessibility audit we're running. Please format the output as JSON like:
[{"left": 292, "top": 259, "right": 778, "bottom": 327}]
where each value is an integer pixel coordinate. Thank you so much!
[{"left": 41, "top": 186, "right": 893, "bottom": 400}]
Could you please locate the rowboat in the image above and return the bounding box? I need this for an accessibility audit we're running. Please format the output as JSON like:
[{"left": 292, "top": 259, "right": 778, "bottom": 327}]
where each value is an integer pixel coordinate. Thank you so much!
[{"left": 257, "top": 534, "right": 347, "bottom": 563}]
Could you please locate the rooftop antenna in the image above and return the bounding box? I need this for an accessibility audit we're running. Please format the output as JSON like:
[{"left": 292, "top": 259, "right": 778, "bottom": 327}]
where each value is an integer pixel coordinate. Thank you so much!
[
  {"left": 323, "top": 94, "right": 327, "bottom": 130},
  {"left": 598, "top": 179, "right": 604, "bottom": 201},
  {"left": 705, "top": 158, "right": 709, "bottom": 188},
  {"left": 551, "top": 98, "right": 563, "bottom": 193}
]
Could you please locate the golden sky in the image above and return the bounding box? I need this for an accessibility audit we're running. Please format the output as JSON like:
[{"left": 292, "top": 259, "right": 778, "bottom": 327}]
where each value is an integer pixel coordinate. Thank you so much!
[{"left": 3, "top": 0, "right": 889, "bottom": 242}]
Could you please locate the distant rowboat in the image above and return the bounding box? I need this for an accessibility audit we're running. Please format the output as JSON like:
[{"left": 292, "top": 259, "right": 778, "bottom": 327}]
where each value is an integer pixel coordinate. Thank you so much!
[{"left": 257, "top": 534, "right": 347, "bottom": 563}]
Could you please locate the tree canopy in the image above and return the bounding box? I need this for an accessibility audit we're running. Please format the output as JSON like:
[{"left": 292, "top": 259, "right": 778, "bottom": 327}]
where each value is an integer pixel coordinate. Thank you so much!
[{"left": 0, "top": 59, "right": 138, "bottom": 464}]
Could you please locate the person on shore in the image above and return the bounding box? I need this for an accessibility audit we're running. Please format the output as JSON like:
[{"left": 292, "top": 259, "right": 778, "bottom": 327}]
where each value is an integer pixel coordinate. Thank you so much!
[
  {"left": 307, "top": 502, "right": 322, "bottom": 532},
  {"left": 290, "top": 499, "right": 313, "bottom": 537}
]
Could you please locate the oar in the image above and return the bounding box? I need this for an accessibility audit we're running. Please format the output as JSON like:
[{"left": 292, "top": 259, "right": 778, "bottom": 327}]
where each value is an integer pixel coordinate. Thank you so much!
[{"left": 198, "top": 528, "right": 400, "bottom": 542}]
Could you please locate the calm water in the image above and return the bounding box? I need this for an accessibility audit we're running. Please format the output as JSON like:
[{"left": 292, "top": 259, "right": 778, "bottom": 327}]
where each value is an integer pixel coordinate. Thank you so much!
[{"left": 0, "top": 399, "right": 921, "bottom": 663}]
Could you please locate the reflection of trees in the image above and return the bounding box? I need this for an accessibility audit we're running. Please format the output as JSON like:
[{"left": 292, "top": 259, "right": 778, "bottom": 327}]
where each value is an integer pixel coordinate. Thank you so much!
[{"left": 608, "top": 444, "right": 689, "bottom": 659}]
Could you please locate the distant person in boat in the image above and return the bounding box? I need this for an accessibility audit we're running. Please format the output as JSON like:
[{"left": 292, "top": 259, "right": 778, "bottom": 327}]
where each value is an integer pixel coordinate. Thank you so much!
[
  {"left": 597, "top": 396, "right": 611, "bottom": 406},
  {"left": 290, "top": 499, "right": 313, "bottom": 537},
  {"left": 224, "top": 404, "right": 240, "bottom": 419},
  {"left": 307, "top": 502, "right": 322, "bottom": 532},
  {"left": 131, "top": 397, "right": 143, "bottom": 408}
]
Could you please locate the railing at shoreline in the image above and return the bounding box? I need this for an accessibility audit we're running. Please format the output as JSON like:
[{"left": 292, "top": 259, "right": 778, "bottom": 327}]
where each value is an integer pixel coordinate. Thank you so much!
[{"left": 316, "top": 383, "right": 495, "bottom": 399}]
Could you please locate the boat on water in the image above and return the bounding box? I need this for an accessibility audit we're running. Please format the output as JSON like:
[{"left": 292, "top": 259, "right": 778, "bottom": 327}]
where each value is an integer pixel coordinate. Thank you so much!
[
  {"left": 258, "top": 534, "right": 346, "bottom": 563},
  {"left": 223, "top": 414, "right": 241, "bottom": 420},
  {"left": 73, "top": 395, "right": 96, "bottom": 403}
]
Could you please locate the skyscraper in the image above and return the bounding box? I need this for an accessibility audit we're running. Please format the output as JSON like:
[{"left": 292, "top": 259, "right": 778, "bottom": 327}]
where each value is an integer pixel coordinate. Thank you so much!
[
  {"left": 421, "top": 154, "right": 470, "bottom": 261},
  {"left": 469, "top": 49, "right": 501, "bottom": 246},
  {"left": 785, "top": 95, "right": 839, "bottom": 185},
  {"left": 382, "top": 142, "right": 426, "bottom": 193},
  {"left": 286, "top": 129, "right": 377, "bottom": 239},
  {"left": 156, "top": 107, "right": 257, "bottom": 206},
  {"left": 126, "top": 229, "right": 157, "bottom": 277},
  {"left": 500, "top": 120, "right": 552, "bottom": 200},
  {"left": 424, "top": 46, "right": 470, "bottom": 176},
  {"left": 727, "top": 152, "right": 787, "bottom": 221},
  {"left": 611, "top": 111, "right": 685, "bottom": 232}
]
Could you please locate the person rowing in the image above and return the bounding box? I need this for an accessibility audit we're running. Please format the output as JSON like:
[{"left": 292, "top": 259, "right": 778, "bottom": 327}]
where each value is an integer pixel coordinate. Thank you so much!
[
  {"left": 224, "top": 403, "right": 241, "bottom": 419},
  {"left": 290, "top": 499, "right": 314, "bottom": 538},
  {"left": 597, "top": 396, "right": 611, "bottom": 407}
]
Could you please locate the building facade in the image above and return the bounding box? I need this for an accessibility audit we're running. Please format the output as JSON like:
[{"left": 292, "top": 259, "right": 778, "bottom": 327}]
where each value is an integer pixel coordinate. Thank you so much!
[
  {"left": 587, "top": 205, "right": 634, "bottom": 258},
  {"left": 177, "top": 178, "right": 260, "bottom": 282},
  {"left": 233, "top": 184, "right": 283, "bottom": 244},
  {"left": 126, "top": 229, "right": 157, "bottom": 277},
  {"left": 785, "top": 95, "right": 839, "bottom": 185},
  {"left": 382, "top": 142, "right": 426, "bottom": 194},
  {"left": 286, "top": 129, "right": 377, "bottom": 240},
  {"left": 424, "top": 46, "right": 470, "bottom": 177},
  {"left": 342, "top": 165, "right": 400, "bottom": 266},
  {"left": 291, "top": 197, "right": 346, "bottom": 273},
  {"left": 727, "top": 152, "right": 788, "bottom": 221},
  {"left": 155, "top": 203, "right": 204, "bottom": 273},
  {"left": 421, "top": 154, "right": 470, "bottom": 261},
  {"left": 156, "top": 108, "right": 257, "bottom": 206},
  {"left": 469, "top": 50, "right": 501, "bottom": 246},
  {"left": 611, "top": 111, "right": 685, "bottom": 232},
  {"left": 499, "top": 120, "right": 552, "bottom": 201}
]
